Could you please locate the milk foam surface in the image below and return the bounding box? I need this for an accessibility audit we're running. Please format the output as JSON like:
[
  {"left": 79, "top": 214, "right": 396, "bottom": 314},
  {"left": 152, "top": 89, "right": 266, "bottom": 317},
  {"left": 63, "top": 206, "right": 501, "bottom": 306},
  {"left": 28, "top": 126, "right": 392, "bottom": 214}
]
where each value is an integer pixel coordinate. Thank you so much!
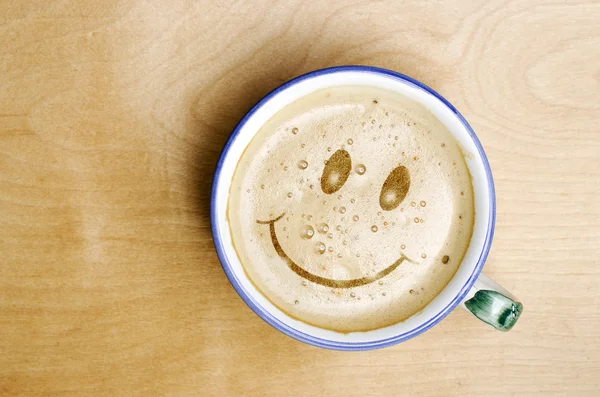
[{"left": 228, "top": 86, "right": 474, "bottom": 332}]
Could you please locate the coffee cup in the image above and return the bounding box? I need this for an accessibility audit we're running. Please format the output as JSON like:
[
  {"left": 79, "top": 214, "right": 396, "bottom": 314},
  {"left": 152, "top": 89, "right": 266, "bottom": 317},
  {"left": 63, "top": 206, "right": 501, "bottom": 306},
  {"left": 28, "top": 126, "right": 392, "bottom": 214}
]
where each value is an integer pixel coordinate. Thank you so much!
[{"left": 211, "top": 66, "right": 522, "bottom": 350}]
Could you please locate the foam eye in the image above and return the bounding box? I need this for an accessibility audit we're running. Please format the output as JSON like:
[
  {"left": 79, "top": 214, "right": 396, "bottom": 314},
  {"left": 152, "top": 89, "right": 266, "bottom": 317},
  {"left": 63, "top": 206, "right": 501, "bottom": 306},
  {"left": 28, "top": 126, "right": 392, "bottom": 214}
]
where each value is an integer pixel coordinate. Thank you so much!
[
  {"left": 380, "top": 165, "right": 410, "bottom": 211},
  {"left": 321, "top": 149, "right": 352, "bottom": 194}
]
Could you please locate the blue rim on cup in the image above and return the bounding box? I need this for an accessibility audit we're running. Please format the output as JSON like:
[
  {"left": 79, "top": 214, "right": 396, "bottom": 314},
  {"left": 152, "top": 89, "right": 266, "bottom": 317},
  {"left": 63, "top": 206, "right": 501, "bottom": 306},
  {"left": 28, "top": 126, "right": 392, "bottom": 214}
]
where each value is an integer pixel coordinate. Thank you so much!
[{"left": 210, "top": 66, "right": 498, "bottom": 351}]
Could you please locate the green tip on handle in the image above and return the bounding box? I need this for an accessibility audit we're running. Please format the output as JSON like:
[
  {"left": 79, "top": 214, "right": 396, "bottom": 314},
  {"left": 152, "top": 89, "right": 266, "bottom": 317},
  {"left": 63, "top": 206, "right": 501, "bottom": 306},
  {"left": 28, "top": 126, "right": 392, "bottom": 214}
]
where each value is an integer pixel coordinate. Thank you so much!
[{"left": 464, "top": 290, "right": 523, "bottom": 331}]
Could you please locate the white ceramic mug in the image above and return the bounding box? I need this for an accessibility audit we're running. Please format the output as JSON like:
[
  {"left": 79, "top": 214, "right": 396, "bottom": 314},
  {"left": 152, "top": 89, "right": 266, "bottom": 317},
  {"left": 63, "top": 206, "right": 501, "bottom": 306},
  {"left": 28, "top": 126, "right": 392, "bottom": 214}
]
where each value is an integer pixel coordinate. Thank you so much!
[{"left": 211, "top": 66, "right": 522, "bottom": 350}]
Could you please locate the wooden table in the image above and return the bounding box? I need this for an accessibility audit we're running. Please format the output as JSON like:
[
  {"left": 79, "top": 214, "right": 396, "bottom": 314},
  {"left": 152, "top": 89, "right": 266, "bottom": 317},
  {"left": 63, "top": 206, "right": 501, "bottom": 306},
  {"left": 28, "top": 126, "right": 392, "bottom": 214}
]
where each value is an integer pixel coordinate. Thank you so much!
[{"left": 2, "top": 1, "right": 599, "bottom": 395}]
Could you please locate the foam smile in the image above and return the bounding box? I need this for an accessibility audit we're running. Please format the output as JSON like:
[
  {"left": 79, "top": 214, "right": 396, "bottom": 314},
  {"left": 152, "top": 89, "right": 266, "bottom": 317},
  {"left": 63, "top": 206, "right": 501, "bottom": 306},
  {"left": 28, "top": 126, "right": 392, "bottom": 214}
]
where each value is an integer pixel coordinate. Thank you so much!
[{"left": 257, "top": 213, "right": 412, "bottom": 288}]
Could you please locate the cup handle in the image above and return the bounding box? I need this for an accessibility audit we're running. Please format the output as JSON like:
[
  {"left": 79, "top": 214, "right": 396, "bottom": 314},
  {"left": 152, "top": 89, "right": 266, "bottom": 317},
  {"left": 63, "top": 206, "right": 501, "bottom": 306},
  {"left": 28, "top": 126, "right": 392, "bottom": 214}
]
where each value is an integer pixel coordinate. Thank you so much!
[{"left": 459, "top": 273, "right": 523, "bottom": 331}]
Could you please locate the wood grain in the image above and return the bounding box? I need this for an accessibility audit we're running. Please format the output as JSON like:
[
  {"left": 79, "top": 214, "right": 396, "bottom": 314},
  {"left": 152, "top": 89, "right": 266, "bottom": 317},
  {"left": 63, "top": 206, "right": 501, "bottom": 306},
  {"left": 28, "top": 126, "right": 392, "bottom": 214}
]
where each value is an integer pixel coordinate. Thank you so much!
[{"left": 1, "top": 0, "right": 599, "bottom": 395}]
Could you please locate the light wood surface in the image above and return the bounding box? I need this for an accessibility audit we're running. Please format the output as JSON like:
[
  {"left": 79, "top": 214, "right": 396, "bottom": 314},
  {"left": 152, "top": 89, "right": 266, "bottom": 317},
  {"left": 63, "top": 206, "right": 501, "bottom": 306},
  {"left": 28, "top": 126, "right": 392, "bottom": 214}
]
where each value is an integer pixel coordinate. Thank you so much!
[{"left": 1, "top": 1, "right": 599, "bottom": 395}]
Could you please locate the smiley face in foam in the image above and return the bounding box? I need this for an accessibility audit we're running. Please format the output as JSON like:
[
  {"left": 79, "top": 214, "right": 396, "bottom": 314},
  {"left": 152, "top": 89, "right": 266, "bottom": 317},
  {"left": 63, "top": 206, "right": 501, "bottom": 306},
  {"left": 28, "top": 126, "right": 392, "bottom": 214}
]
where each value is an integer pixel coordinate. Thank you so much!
[
  {"left": 228, "top": 86, "right": 474, "bottom": 331},
  {"left": 257, "top": 149, "right": 415, "bottom": 288}
]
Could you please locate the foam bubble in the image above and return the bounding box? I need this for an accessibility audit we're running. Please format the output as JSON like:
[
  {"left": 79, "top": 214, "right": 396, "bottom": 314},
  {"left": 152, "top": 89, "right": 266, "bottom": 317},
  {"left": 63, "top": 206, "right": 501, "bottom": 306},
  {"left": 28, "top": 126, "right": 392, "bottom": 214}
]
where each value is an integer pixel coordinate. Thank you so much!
[
  {"left": 317, "top": 223, "right": 329, "bottom": 233},
  {"left": 300, "top": 225, "right": 315, "bottom": 239},
  {"left": 314, "top": 242, "right": 326, "bottom": 255}
]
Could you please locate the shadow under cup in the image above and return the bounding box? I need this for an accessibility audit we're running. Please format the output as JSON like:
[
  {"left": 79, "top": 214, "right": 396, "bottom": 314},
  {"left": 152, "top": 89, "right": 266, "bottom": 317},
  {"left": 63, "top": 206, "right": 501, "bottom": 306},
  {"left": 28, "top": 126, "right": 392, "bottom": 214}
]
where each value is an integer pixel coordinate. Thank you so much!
[{"left": 210, "top": 66, "right": 495, "bottom": 351}]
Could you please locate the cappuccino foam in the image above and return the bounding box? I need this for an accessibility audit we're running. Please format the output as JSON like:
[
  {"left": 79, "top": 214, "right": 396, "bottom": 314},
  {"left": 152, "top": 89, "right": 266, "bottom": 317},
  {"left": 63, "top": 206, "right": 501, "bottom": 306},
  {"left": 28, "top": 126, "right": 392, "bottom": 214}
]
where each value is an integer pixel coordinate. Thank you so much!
[{"left": 228, "top": 86, "right": 474, "bottom": 332}]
